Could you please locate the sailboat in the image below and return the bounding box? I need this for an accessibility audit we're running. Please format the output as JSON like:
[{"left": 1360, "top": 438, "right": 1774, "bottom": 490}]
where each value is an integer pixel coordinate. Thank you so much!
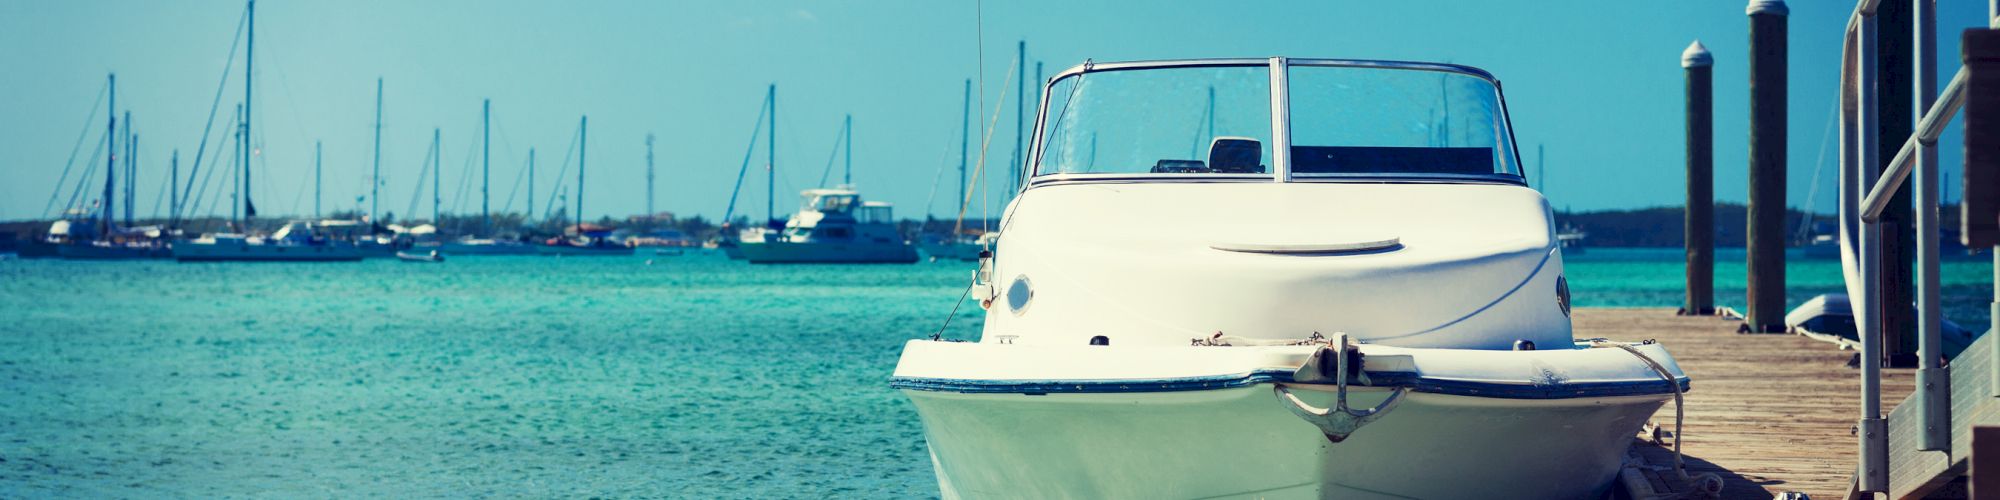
[
  {"left": 891, "top": 58, "right": 1689, "bottom": 499},
  {"left": 736, "top": 113, "right": 918, "bottom": 264},
  {"left": 58, "top": 76, "right": 170, "bottom": 260},
  {"left": 442, "top": 99, "right": 536, "bottom": 255},
  {"left": 712, "top": 86, "right": 777, "bottom": 260},
  {"left": 920, "top": 79, "right": 985, "bottom": 262},
  {"left": 172, "top": 0, "right": 362, "bottom": 263},
  {"left": 536, "top": 116, "right": 632, "bottom": 256}
]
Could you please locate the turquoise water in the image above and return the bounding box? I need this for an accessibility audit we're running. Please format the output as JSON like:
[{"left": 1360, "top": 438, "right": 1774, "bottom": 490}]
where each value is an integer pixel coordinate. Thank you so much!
[{"left": 0, "top": 248, "right": 1991, "bottom": 497}]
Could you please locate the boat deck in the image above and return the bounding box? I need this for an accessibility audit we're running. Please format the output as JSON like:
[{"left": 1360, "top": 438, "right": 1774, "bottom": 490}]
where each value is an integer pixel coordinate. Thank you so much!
[{"left": 1574, "top": 308, "right": 1914, "bottom": 500}]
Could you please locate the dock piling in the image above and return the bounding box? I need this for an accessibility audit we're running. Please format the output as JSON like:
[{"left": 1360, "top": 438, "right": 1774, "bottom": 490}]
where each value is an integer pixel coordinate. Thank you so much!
[
  {"left": 1745, "top": 0, "right": 1789, "bottom": 333},
  {"left": 1682, "top": 41, "right": 1715, "bottom": 316}
]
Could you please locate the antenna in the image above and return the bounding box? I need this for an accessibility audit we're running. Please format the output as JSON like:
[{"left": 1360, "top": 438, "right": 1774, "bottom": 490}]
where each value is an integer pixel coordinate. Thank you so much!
[
  {"left": 482, "top": 98, "right": 491, "bottom": 232},
  {"left": 372, "top": 77, "right": 382, "bottom": 225},
  {"left": 646, "top": 133, "right": 656, "bottom": 222}
]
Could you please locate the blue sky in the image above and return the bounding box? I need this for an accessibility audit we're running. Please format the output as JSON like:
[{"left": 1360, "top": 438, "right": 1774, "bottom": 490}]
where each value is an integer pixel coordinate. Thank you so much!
[{"left": 1, "top": 0, "right": 1991, "bottom": 223}]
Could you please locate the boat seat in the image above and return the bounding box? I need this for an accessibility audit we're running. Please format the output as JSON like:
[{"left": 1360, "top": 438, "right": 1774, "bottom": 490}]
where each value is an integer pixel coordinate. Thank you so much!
[
  {"left": 1151, "top": 160, "right": 1208, "bottom": 173},
  {"left": 1208, "top": 137, "right": 1265, "bottom": 173}
]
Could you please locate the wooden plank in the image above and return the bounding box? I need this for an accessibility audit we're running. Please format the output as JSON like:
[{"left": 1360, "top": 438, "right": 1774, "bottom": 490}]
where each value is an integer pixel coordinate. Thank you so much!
[{"left": 1573, "top": 308, "right": 1916, "bottom": 500}]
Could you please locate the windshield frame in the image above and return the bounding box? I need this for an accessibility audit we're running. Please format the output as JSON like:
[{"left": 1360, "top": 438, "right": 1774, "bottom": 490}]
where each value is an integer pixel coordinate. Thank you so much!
[{"left": 1025, "top": 57, "right": 1527, "bottom": 188}]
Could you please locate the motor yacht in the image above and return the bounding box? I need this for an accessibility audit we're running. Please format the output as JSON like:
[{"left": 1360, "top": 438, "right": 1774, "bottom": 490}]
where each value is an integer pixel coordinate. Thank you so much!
[
  {"left": 890, "top": 58, "right": 1689, "bottom": 499},
  {"left": 738, "top": 187, "right": 919, "bottom": 264}
]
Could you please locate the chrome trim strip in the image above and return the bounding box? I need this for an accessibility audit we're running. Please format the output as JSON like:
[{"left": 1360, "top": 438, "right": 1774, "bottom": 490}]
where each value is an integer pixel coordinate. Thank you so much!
[
  {"left": 889, "top": 370, "right": 1690, "bottom": 399},
  {"left": 1269, "top": 56, "right": 1292, "bottom": 182}
]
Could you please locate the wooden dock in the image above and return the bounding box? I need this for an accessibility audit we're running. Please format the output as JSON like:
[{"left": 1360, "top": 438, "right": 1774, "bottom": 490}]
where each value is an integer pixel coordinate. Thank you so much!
[{"left": 1573, "top": 308, "right": 1916, "bottom": 500}]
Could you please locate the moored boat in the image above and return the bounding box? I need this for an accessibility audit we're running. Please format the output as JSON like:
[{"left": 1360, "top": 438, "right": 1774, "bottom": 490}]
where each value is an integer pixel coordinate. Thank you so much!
[
  {"left": 738, "top": 187, "right": 918, "bottom": 264},
  {"left": 173, "top": 222, "right": 365, "bottom": 262},
  {"left": 891, "top": 58, "right": 1692, "bottom": 499},
  {"left": 395, "top": 249, "right": 444, "bottom": 262}
]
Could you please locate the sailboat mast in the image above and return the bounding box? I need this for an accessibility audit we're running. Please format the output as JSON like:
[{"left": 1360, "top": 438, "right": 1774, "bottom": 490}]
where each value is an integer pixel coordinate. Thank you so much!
[
  {"left": 959, "top": 78, "right": 969, "bottom": 227},
  {"left": 372, "top": 77, "right": 382, "bottom": 225},
  {"left": 526, "top": 148, "right": 535, "bottom": 222},
  {"left": 844, "top": 114, "right": 852, "bottom": 186},
  {"left": 578, "top": 116, "right": 587, "bottom": 232},
  {"left": 232, "top": 104, "right": 242, "bottom": 226},
  {"left": 766, "top": 84, "right": 776, "bottom": 228},
  {"left": 646, "top": 133, "right": 655, "bottom": 221},
  {"left": 170, "top": 149, "right": 179, "bottom": 229},
  {"left": 1013, "top": 40, "right": 1024, "bottom": 194},
  {"left": 242, "top": 0, "right": 254, "bottom": 226},
  {"left": 127, "top": 129, "right": 137, "bottom": 227},
  {"left": 431, "top": 128, "right": 440, "bottom": 223},
  {"left": 103, "top": 73, "right": 115, "bottom": 236},
  {"left": 314, "top": 140, "right": 322, "bottom": 218},
  {"left": 482, "top": 98, "right": 490, "bottom": 232}
]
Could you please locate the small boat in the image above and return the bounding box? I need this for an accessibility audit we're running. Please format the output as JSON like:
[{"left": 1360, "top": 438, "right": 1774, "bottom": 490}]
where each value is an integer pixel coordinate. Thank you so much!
[
  {"left": 1785, "top": 293, "right": 1980, "bottom": 358},
  {"left": 396, "top": 249, "right": 444, "bottom": 262},
  {"left": 173, "top": 222, "right": 365, "bottom": 262},
  {"left": 891, "top": 58, "right": 1690, "bottom": 499},
  {"left": 738, "top": 187, "right": 919, "bottom": 264},
  {"left": 439, "top": 237, "right": 538, "bottom": 255},
  {"left": 535, "top": 236, "right": 634, "bottom": 256}
]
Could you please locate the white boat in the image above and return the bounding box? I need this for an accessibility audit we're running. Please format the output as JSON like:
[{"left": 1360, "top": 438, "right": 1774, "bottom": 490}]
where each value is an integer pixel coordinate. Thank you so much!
[
  {"left": 395, "top": 249, "right": 444, "bottom": 262},
  {"left": 891, "top": 58, "right": 1691, "bottom": 499},
  {"left": 535, "top": 235, "right": 634, "bottom": 256},
  {"left": 738, "top": 187, "right": 919, "bottom": 264},
  {"left": 918, "top": 233, "right": 989, "bottom": 262},
  {"left": 439, "top": 237, "right": 539, "bottom": 255},
  {"left": 172, "top": 221, "right": 364, "bottom": 262},
  {"left": 1785, "top": 293, "right": 1980, "bottom": 357}
]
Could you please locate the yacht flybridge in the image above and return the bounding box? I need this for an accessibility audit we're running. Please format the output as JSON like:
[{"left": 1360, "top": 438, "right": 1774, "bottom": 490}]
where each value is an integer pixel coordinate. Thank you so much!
[{"left": 891, "top": 58, "right": 1690, "bottom": 499}]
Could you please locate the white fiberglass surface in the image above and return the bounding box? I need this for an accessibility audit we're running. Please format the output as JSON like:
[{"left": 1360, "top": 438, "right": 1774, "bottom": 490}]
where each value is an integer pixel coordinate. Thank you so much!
[
  {"left": 1287, "top": 65, "right": 1520, "bottom": 177},
  {"left": 1036, "top": 65, "right": 1274, "bottom": 176}
]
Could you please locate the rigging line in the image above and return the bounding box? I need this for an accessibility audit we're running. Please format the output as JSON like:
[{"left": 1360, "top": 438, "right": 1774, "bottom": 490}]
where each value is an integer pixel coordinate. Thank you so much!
[
  {"left": 404, "top": 135, "right": 437, "bottom": 221},
  {"left": 450, "top": 135, "right": 478, "bottom": 215},
  {"left": 722, "top": 95, "right": 771, "bottom": 222},
  {"left": 543, "top": 122, "right": 582, "bottom": 218},
  {"left": 500, "top": 150, "right": 529, "bottom": 215},
  {"left": 262, "top": 38, "right": 314, "bottom": 170},
  {"left": 922, "top": 128, "right": 956, "bottom": 219},
  {"left": 176, "top": 4, "right": 249, "bottom": 224},
  {"left": 815, "top": 120, "right": 847, "bottom": 188},
  {"left": 493, "top": 114, "right": 527, "bottom": 214},
  {"left": 152, "top": 160, "right": 173, "bottom": 220},
  {"left": 201, "top": 132, "right": 237, "bottom": 224},
  {"left": 185, "top": 121, "right": 233, "bottom": 227},
  {"left": 1796, "top": 91, "right": 1842, "bottom": 241},
  {"left": 62, "top": 133, "right": 110, "bottom": 217},
  {"left": 41, "top": 81, "right": 109, "bottom": 219},
  {"left": 958, "top": 53, "right": 1016, "bottom": 241}
]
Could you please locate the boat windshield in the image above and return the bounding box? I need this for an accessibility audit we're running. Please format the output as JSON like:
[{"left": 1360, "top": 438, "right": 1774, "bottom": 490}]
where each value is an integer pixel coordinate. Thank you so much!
[
  {"left": 1287, "top": 65, "right": 1518, "bottom": 178},
  {"left": 1036, "top": 65, "right": 1273, "bottom": 176},
  {"left": 1032, "top": 61, "right": 1521, "bottom": 181},
  {"left": 807, "top": 193, "right": 857, "bottom": 213}
]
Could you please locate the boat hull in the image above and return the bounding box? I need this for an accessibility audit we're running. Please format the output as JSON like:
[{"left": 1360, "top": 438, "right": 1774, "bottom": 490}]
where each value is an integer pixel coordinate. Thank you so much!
[
  {"left": 533, "top": 244, "right": 635, "bottom": 256},
  {"left": 172, "top": 242, "right": 364, "bottom": 262},
  {"left": 893, "top": 340, "right": 1684, "bottom": 499},
  {"left": 57, "top": 244, "right": 171, "bottom": 260},
  {"left": 439, "top": 242, "right": 540, "bottom": 255},
  {"left": 904, "top": 386, "right": 1658, "bottom": 500},
  {"left": 739, "top": 241, "right": 918, "bottom": 264}
]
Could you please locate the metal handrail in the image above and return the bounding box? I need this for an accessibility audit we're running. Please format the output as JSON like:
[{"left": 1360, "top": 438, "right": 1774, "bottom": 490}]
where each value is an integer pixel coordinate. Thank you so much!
[{"left": 1859, "top": 70, "right": 1967, "bottom": 222}]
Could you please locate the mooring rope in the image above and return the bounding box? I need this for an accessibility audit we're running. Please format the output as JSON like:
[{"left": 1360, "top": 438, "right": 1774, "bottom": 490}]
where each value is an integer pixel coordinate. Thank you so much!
[{"left": 1586, "top": 338, "right": 1724, "bottom": 499}]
